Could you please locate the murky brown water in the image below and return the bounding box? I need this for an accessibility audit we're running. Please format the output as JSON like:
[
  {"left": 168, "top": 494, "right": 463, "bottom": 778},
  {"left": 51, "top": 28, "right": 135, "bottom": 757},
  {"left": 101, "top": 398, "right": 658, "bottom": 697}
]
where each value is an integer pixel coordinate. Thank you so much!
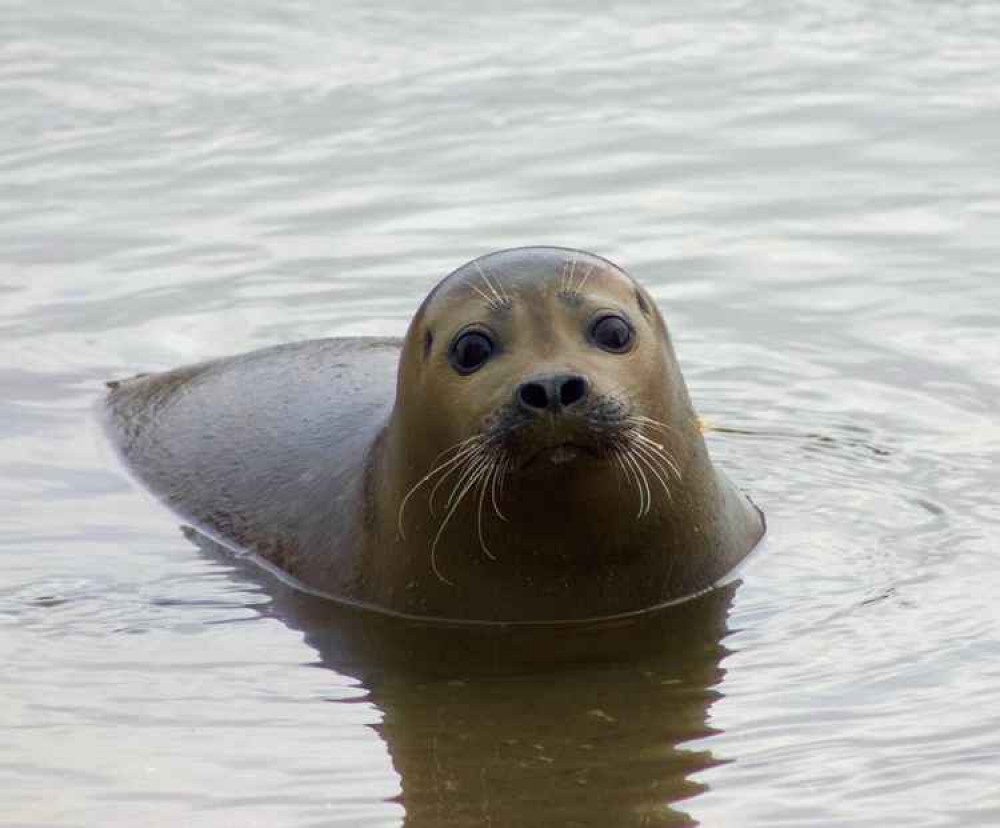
[{"left": 3, "top": 2, "right": 999, "bottom": 826}]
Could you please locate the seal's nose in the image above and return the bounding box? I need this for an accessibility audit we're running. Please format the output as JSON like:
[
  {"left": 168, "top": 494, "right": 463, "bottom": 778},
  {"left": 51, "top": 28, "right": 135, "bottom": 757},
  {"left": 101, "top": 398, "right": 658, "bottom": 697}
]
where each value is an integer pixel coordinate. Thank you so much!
[{"left": 516, "top": 373, "right": 590, "bottom": 413}]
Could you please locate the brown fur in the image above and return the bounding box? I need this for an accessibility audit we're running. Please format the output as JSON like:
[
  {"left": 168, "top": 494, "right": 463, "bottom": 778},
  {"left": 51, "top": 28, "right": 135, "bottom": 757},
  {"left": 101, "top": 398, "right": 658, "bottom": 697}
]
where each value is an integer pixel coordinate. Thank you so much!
[{"left": 105, "top": 247, "right": 764, "bottom": 622}]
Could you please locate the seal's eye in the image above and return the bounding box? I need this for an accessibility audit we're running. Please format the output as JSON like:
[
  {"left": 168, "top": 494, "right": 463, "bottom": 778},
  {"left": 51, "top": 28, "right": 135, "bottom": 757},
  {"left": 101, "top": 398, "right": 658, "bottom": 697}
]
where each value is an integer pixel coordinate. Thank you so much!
[
  {"left": 450, "top": 331, "right": 494, "bottom": 374},
  {"left": 590, "top": 314, "right": 634, "bottom": 353}
]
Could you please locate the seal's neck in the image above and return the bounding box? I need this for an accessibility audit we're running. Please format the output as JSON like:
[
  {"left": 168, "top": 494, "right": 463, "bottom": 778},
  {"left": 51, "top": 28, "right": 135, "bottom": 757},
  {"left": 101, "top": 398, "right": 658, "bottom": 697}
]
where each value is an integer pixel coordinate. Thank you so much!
[{"left": 365, "top": 420, "right": 754, "bottom": 622}]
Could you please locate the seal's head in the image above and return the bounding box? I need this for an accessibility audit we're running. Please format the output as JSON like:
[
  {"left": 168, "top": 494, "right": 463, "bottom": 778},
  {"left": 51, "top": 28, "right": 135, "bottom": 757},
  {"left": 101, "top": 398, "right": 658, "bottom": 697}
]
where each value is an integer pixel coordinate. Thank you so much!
[{"left": 389, "top": 246, "right": 705, "bottom": 570}]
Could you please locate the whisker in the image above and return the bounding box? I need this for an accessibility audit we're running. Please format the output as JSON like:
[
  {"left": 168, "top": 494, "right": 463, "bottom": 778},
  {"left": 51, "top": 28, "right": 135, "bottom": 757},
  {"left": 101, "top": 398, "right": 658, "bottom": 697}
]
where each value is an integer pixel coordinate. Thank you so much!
[
  {"left": 575, "top": 263, "right": 596, "bottom": 293},
  {"left": 630, "top": 431, "right": 683, "bottom": 482},
  {"left": 491, "top": 453, "right": 509, "bottom": 522},
  {"left": 625, "top": 418, "right": 682, "bottom": 469},
  {"left": 430, "top": 455, "right": 493, "bottom": 584},
  {"left": 467, "top": 281, "right": 495, "bottom": 307},
  {"left": 474, "top": 261, "right": 506, "bottom": 307},
  {"left": 634, "top": 451, "right": 653, "bottom": 518},
  {"left": 494, "top": 267, "right": 511, "bottom": 304},
  {"left": 476, "top": 459, "right": 497, "bottom": 561},
  {"left": 499, "top": 451, "right": 515, "bottom": 508},
  {"left": 619, "top": 446, "right": 649, "bottom": 518},
  {"left": 612, "top": 448, "right": 640, "bottom": 521},
  {"left": 631, "top": 441, "right": 674, "bottom": 505},
  {"left": 397, "top": 436, "right": 484, "bottom": 538},
  {"left": 444, "top": 449, "right": 493, "bottom": 510},
  {"left": 628, "top": 415, "right": 682, "bottom": 438},
  {"left": 428, "top": 441, "right": 489, "bottom": 513}
]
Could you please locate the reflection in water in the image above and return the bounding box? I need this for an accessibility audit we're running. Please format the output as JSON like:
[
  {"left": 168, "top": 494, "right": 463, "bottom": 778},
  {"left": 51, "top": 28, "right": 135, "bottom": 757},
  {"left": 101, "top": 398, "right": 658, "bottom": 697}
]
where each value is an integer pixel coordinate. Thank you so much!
[{"left": 186, "top": 529, "right": 734, "bottom": 827}]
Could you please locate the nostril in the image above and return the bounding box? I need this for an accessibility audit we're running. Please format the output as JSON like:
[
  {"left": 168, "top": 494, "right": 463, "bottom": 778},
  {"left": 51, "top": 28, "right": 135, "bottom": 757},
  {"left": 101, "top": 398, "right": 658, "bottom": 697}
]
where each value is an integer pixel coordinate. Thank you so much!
[
  {"left": 519, "top": 381, "right": 550, "bottom": 410},
  {"left": 559, "top": 376, "right": 588, "bottom": 407}
]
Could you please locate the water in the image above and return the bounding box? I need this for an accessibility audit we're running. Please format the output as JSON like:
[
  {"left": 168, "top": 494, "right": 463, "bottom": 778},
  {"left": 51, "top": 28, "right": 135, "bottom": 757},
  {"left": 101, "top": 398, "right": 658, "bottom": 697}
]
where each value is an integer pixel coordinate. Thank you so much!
[{"left": 2, "top": 1, "right": 999, "bottom": 825}]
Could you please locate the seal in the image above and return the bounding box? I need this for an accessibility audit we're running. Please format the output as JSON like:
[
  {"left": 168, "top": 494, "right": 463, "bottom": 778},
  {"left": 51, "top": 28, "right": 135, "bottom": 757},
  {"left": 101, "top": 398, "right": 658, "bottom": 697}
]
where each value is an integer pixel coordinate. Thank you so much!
[{"left": 105, "top": 246, "right": 764, "bottom": 622}]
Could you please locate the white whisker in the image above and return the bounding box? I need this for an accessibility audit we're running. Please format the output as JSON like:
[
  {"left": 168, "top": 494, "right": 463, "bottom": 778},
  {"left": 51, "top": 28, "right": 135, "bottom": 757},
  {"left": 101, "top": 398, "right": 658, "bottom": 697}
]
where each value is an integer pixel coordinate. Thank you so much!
[
  {"left": 635, "top": 451, "right": 653, "bottom": 518},
  {"left": 619, "top": 446, "right": 649, "bottom": 518},
  {"left": 476, "top": 460, "right": 497, "bottom": 561},
  {"left": 629, "top": 415, "right": 681, "bottom": 439},
  {"left": 491, "top": 453, "right": 509, "bottom": 521},
  {"left": 467, "top": 281, "right": 495, "bottom": 307},
  {"left": 575, "top": 263, "right": 596, "bottom": 293},
  {"left": 444, "top": 450, "right": 493, "bottom": 509},
  {"left": 397, "top": 436, "right": 484, "bottom": 538},
  {"left": 430, "top": 455, "right": 493, "bottom": 584},
  {"left": 474, "top": 261, "right": 506, "bottom": 307},
  {"left": 428, "top": 441, "right": 488, "bottom": 512},
  {"left": 612, "top": 449, "right": 639, "bottom": 519},
  {"left": 631, "top": 431, "right": 683, "bottom": 482},
  {"left": 631, "top": 441, "right": 674, "bottom": 505}
]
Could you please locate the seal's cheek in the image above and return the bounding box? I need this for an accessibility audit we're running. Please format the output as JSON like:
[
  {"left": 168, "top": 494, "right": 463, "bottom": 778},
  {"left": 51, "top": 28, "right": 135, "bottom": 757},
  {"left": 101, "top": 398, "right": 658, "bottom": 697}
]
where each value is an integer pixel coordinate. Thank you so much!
[{"left": 419, "top": 370, "right": 507, "bottom": 437}]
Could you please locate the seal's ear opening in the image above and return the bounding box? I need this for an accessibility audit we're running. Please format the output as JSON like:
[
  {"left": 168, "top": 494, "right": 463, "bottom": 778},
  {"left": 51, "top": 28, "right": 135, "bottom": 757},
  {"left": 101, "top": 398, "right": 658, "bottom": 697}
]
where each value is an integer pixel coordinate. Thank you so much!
[{"left": 634, "top": 287, "right": 652, "bottom": 317}]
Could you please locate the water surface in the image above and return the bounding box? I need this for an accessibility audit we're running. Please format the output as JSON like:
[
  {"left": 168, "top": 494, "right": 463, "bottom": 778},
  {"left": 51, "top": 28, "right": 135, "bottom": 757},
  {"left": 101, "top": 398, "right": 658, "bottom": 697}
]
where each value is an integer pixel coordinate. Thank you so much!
[{"left": 3, "top": 2, "right": 999, "bottom": 826}]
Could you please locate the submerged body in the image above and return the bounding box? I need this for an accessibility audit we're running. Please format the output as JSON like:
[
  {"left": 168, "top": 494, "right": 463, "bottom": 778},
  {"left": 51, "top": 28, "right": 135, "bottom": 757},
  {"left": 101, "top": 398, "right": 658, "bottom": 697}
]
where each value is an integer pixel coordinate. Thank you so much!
[{"left": 105, "top": 247, "right": 764, "bottom": 622}]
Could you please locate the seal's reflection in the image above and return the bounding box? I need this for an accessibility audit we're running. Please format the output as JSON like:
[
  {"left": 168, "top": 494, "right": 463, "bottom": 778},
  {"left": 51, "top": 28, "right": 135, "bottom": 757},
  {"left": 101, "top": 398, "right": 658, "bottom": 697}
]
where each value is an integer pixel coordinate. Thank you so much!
[{"left": 186, "top": 528, "right": 733, "bottom": 827}]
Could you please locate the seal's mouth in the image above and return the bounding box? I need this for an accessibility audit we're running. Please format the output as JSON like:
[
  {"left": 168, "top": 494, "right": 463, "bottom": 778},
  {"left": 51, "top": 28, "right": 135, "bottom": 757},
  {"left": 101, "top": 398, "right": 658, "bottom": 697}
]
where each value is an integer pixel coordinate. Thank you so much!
[
  {"left": 521, "top": 441, "right": 601, "bottom": 469},
  {"left": 483, "top": 394, "right": 632, "bottom": 474}
]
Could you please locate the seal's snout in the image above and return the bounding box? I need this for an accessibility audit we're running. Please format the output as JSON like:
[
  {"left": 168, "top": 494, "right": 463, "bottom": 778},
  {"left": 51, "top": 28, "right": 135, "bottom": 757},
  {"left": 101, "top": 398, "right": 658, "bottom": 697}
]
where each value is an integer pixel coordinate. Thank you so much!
[{"left": 516, "top": 373, "right": 590, "bottom": 414}]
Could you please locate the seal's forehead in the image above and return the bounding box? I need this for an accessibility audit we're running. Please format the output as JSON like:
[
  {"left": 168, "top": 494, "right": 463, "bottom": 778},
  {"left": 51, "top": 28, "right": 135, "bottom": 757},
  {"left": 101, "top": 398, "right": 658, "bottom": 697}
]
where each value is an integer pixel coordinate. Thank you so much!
[{"left": 424, "top": 247, "right": 634, "bottom": 312}]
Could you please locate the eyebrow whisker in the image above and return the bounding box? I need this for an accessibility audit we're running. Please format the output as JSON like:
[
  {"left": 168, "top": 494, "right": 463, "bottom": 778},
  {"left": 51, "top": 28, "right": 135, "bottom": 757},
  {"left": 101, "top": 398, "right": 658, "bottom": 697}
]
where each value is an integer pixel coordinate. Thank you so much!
[
  {"left": 473, "top": 261, "right": 509, "bottom": 309},
  {"left": 575, "top": 263, "right": 596, "bottom": 293},
  {"left": 467, "top": 281, "right": 496, "bottom": 307}
]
